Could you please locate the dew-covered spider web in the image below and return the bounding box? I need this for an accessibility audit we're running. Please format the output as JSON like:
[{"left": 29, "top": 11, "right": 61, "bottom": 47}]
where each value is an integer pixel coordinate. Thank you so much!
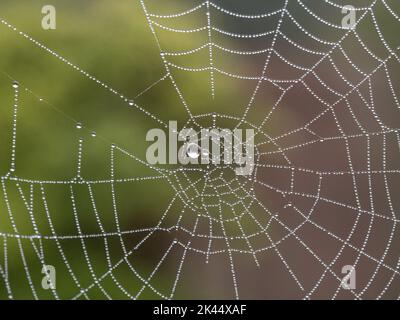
[{"left": 0, "top": 0, "right": 400, "bottom": 299}]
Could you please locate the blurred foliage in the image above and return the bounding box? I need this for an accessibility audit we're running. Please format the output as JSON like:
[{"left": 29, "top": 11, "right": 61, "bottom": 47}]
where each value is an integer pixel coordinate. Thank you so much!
[{"left": 0, "top": 0, "right": 205, "bottom": 299}]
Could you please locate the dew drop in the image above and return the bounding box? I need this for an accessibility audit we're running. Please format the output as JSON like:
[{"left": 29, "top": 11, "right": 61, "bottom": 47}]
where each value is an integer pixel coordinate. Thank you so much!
[
  {"left": 76, "top": 123, "right": 82, "bottom": 129},
  {"left": 12, "top": 81, "right": 19, "bottom": 89},
  {"left": 186, "top": 143, "right": 200, "bottom": 159},
  {"left": 91, "top": 131, "right": 96, "bottom": 137}
]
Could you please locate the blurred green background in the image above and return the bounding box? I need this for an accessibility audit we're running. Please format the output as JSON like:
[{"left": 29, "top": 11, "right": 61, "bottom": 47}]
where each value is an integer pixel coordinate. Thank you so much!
[{"left": 1, "top": 0, "right": 400, "bottom": 300}]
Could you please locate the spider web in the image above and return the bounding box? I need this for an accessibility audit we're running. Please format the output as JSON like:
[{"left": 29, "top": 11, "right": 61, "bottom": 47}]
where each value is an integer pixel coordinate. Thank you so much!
[{"left": 1, "top": 0, "right": 400, "bottom": 299}]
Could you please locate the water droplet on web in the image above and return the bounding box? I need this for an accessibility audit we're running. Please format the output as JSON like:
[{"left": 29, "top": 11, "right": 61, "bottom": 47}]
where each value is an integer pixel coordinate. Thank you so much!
[
  {"left": 186, "top": 143, "right": 200, "bottom": 159},
  {"left": 76, "top": 123, "right": 82, "bottom": 129},
  {"left": 91, "top": 131, "right": 96, "bottom": 137},
  {"left": 12, "top": 81, "right": 19, "bottom": 89}
]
